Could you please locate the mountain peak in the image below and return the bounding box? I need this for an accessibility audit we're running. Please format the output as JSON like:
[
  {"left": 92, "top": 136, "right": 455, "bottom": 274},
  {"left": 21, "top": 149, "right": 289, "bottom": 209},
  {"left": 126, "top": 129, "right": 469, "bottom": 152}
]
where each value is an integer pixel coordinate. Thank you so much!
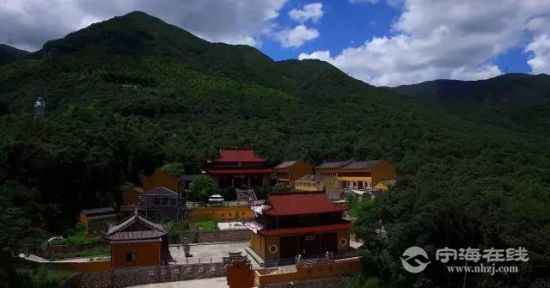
[
  {"left": 40, "top": 10, "right": 207, "bottom": 58},
  {"left": 0, "top": 44, "right": 29, "bottom": 66}
]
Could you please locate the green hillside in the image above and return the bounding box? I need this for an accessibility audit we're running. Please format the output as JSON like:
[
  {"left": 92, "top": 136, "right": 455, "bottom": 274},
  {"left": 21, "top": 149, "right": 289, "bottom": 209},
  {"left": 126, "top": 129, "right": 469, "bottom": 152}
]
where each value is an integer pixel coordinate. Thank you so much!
[
  {"left": 394, "top": 74, "right": 550, "bottom": 135},
  {"left": 1, "top": 11, "right": 549, "bottom": 287},
  {"left": 0, "top": 44, "right": 29, "bottom": 66}
]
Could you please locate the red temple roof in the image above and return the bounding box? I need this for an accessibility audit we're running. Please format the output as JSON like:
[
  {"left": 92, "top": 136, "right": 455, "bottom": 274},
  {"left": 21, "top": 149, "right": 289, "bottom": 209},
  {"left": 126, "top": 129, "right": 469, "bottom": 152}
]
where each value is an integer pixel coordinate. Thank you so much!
[
  {"left": 259, "top": 222, "right": 351, "bottom": 236},
  {"left": 207, "top": 168, "right": 273, "bottom": 175},
  {"left": 265, "top": 193, "right": 347, "bottom": 216},
  {"left": 215, "top": 149, "right": 266, "bottom": 163}
]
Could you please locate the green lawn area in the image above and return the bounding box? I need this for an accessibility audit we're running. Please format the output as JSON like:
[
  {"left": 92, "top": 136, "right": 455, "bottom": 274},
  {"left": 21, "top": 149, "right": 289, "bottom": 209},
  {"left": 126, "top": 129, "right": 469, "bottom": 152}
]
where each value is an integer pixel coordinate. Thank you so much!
[
  {"left": 46, "top": 223, "right": 109, "bottom": 259},
  {"left": 49, "top": 224, "right": 101, "bottom": 245},
  {"left": 189, "top": 219, "right": 218, "bottom": 231},
  {"left": 55, "top": 244, "right": 110, "bottom": 259}
]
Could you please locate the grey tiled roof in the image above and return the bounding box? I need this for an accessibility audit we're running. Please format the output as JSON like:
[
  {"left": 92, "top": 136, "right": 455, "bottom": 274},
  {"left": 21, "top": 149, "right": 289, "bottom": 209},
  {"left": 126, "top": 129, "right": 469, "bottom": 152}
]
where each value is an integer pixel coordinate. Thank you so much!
[
  {"left": 143, "top": 186, "right": 178, "bottom": 197},
  {"left": 342, "top": 160, "right": 381, "bottom": 170},
  {"left": 105, "top": 230, "right": 166, "bottom": 241},
  {"left": 82, "top": 207, "right": 115, "bottom": 216},
  {"left": 274, "top": 160, "right": 297, "bottom": 169},
  {"left": 316, "top": 161, "right": 351, "bottom": 169},
  {"left": 106, "top": 213, "right": 166, "bottom": 241}
]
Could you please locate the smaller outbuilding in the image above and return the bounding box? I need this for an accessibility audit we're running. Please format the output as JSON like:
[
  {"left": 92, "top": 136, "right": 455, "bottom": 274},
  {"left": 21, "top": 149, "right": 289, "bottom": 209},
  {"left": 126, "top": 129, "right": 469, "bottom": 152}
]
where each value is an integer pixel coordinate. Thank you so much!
[
  {"left": 79, "top": 207, "right": 118, "bottom": 236},
  {"left": 105, "top": 212, "right": 170, "bottom": 268},
  {"left": 140, "top": 186, "right": 184, "bottom": 222},
  {"left": 274, "top": 160, "right": 313, "bottom": 187}
]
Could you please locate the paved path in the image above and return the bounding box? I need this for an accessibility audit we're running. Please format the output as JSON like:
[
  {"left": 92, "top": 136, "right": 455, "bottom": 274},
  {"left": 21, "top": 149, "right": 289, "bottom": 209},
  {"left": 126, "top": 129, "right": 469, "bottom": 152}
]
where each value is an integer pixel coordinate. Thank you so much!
[
  {"left": 170, "top": 241, "right": 250, "bottom": 265},
  {"left": 129, "top": 277, "right": 228, "bottom": 288}
]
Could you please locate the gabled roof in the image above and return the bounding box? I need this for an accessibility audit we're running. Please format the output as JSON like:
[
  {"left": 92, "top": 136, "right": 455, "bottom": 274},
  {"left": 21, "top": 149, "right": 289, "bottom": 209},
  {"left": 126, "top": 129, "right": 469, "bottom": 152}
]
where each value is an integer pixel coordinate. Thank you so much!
[
  {"left": 265, "top": 193, "right": 346, "bottom": 216},
  {"left": 316, "top": 161, "right": 351, "bottom": 169},
  {"left": 215, "top": 149, "right": 266, "bottom": 163},
  {"left": 143, "top": 186, "right": 178, "bottom": 197},
  {"left": 105, "top": 213, "right": 166, "bottom": 241},
  {"left": 342, "top": 160, "right": 382, "bottom": 170},
  {"left": 81, "top": 207, "right": 116, "bottom": 216},
  {"left": 207, "top": 168, "right": 273, "bottom": 175},
  {"left": 296, "top": 174, "right": 330, "bottom": 182},
  {"left": 274, "top": 160, "right": 297, "bottom": 169}
]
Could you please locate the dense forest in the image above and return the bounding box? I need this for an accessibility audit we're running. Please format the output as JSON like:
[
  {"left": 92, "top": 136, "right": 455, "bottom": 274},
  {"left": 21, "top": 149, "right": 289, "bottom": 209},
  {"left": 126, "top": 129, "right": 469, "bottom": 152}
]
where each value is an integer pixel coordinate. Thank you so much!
[
  {"left": 0, "top": 11, "right": 549, "bottom": 288},
  {"left": 0, "top": 44, "right": 29, "bottom": 66},
  {"left": 394, "top": 74, "right": 550, "bottom": 137}
]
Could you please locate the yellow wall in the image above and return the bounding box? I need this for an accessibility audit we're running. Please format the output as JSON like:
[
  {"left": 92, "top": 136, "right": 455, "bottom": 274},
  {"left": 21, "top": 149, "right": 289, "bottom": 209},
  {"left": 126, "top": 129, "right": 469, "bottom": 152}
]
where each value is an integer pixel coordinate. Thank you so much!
[
  {"left": 336, "top": 230, "right": 350, "bottom": 253},
  {"left": 294, "top": 180, "right": 322, "bottom": 192},
  {"left": 142, "top": 170, "right": 179, "bottom": 192},
  {"left": 288, "top": 160, "right": 313, "bottom": 185},
  {"left": 60, "top": 260, "right": 111, "bottom": 272},
  {"left": 254, "top": 257, "right": 361, "bottom": 285},
  {"left": 295, "top": 177, "right": 339, "bottom": 193},
  {"left": 190, "top": 206, "right": 254, "bottom": 221},
  {"left": 371, "top": 160, "right": 396, "bottom": 184},
  {"left": 251, "top": 233, "right": 265, "bottom": 258},
  {"left": 264, "top": 236, "right": 280, "bottom": 262},
  {"left": 375, "top": 182, "right": 389, "bottom": 191}
]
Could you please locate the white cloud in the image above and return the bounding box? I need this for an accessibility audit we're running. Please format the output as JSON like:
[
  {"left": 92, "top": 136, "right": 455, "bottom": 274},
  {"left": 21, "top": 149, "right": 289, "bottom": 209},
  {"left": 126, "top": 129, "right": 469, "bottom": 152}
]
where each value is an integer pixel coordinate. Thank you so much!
[
  {"left": 526, "top": 34, "right": 550, "bottom": 74},
  {"left": 301, "top": 0, "right": 550, "bottom": 86},
  {"left": 288, "top": 3, "right": 324, "bottom": 23},
  {"left": 349, "top": 0, "right": 379, "bottom": 4},
  {"left": 275, "top": 25, "right": 319, "bottom": 48},
  {"left": 299, "top": 50, "right": 331, "bottom": 61},
  {"left": 0, "top": 0, "right": 288, "bottom": 51},
  {"left": 349, "top": 0, "right": 403, "bottom": 7}
]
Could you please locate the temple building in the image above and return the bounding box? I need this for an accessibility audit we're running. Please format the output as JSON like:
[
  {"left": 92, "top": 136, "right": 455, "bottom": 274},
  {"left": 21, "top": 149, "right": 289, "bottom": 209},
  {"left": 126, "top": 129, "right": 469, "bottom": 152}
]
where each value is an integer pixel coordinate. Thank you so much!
[
  {"left": 294, "top": 174, "right": 342, "bottom": 199},
  {"left": 337, "top": 160, "right": 395, "bottom": 191},
  {"left": 206, "top": 148, "right": 273, "bottom": 188},
  {"left": 105, "top": 212, "right": 170, "bottom": 268},
  {"left": 246, "top": 192, "right": 351, "bottom": 263},
  {"left": 273, "top": 160, "right": 313, "bottom": 187},
  {"left": 315, "top": 161, "right": 351, "bottom": 177},
  {"left": 79, "top": 207, "right": 118, "bottom": 236},
  {"left": 140, "top": 186, "right": 185, "bottom": 222}
]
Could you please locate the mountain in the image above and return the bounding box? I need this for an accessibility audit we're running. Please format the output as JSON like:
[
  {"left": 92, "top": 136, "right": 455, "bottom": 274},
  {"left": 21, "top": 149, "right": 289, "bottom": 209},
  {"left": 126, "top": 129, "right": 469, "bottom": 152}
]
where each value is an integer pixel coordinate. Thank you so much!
[
  {"left": 0, "top": 44, "right": 29, "bottom": 66},
  {"left": 394, "top": 73, "right": 550, "bottom": 134},
  {"left": 1, "top": 11, "right": 549, "bottom": 287}
]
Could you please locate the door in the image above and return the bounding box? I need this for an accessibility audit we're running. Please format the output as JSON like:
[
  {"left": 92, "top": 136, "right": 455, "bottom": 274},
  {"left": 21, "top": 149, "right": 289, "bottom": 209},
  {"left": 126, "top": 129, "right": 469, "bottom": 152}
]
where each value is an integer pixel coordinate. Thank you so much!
[
  {"left": 320, "top": 233, "right": 337, "bottom": 254},
  {"left": 280, "top": 236, "right": 298, "bottom": 259},
  {"left": 299, "top": 234, "right": 321, "bottom": 257}
]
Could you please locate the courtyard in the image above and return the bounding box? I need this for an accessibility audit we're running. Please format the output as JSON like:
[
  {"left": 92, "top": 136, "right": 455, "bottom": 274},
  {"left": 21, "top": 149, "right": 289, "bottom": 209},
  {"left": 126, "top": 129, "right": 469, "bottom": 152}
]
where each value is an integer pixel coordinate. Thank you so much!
[{"left": 169, "top": 241, "right": 255, "bottom": 266}]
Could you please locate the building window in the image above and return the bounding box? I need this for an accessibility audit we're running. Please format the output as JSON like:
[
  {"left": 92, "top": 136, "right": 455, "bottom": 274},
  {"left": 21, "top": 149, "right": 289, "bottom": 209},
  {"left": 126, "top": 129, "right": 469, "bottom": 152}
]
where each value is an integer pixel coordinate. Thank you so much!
[{"left": 126, "top": 252, "right": 137, "bottom": 262}]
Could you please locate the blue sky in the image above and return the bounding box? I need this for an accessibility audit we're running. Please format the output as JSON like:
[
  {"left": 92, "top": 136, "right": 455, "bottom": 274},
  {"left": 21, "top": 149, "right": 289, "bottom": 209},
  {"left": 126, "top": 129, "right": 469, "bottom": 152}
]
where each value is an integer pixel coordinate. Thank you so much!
[
  {"left": 262, "top": 1, "right": 401, "bottom": 61},
  {"left": 2, "top": 0, "right": 549, "bottom": 86}
]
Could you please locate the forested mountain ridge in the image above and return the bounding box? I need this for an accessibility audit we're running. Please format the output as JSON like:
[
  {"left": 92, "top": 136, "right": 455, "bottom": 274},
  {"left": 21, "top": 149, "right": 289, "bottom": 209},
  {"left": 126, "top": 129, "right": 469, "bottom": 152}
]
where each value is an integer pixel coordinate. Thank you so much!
[
  {"left": 394, "top": 73, "right": 550, "bottom": 135},
  {"left": 0, "top": 44, "right": 29, "bottom": 66},
  {"left": 1, "top": 11, "right": 549, "bottom": 288}
]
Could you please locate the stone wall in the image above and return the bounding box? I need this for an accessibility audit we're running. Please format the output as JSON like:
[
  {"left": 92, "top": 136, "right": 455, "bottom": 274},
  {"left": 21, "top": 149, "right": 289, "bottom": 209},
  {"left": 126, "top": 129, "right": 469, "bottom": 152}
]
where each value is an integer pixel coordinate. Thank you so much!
[
  {"left": 60, "top": 262, "right": 226, "bottom": 288},
  {"left": 262, "top": 277, "right": 351, "bottom": 288}
]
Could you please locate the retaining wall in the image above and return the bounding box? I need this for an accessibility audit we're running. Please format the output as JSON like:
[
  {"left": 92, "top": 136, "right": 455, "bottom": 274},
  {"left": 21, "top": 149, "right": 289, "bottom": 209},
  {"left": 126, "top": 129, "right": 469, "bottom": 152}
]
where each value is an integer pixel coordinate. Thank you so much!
[{"left": 60, "top": 262, "right": 225, "bottom": 288}]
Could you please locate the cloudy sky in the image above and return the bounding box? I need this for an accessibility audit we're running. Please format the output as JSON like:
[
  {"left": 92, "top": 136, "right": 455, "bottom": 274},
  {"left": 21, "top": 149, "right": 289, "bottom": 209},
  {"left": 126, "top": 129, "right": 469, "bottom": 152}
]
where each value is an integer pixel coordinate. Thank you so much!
[{"left": 1, "top": 0, "right": 550, "bottom": 86}]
